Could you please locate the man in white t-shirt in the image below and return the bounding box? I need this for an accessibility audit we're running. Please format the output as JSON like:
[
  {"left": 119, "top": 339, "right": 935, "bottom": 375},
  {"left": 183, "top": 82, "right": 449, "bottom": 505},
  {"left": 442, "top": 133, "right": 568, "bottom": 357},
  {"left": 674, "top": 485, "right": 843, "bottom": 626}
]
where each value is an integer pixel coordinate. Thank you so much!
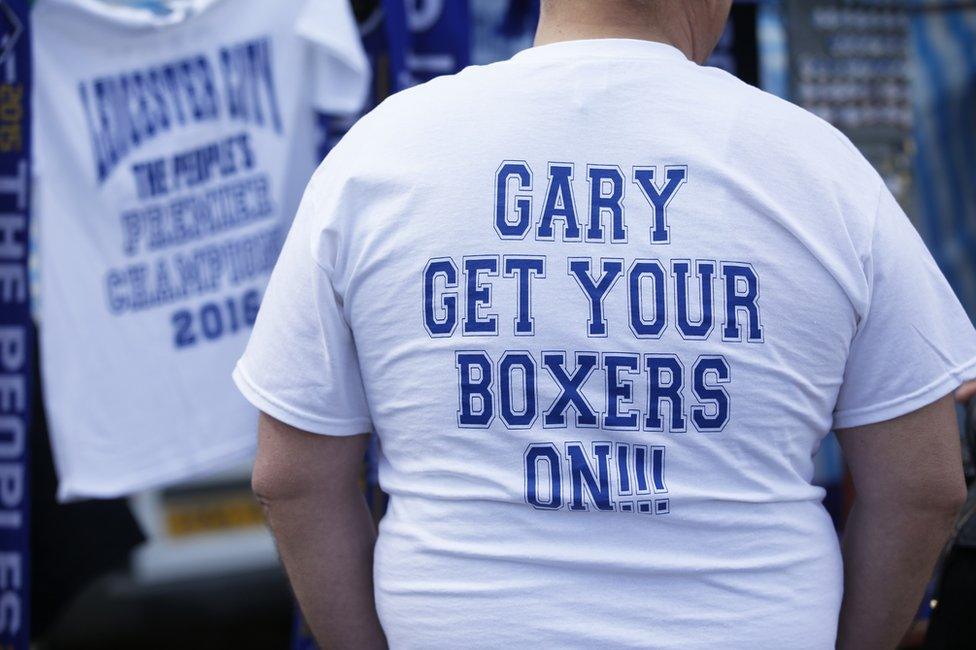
[{"left": 234, "top": 2, "right": 976, "bottom": 648}]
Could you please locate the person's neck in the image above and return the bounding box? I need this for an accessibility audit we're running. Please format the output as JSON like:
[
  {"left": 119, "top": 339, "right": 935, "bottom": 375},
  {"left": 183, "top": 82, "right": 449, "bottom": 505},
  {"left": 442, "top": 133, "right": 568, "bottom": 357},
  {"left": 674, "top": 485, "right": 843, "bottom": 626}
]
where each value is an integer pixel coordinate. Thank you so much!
[{"left": 533, "top": 13, "right": 698, "bottom": 62}]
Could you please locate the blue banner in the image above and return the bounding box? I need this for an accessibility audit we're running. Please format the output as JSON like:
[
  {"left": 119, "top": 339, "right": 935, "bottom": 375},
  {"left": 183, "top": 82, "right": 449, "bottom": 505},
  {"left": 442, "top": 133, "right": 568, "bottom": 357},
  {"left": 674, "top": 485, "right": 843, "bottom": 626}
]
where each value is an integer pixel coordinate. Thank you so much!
[
  {"left": 381, "top": 0, "right": 470, "bottom": 91},
  {"left": 318, "top": 0, "right": 471, "bottom": 159},
  {"left": 0, "top": 0, "right": 30, "bottom": 647}
]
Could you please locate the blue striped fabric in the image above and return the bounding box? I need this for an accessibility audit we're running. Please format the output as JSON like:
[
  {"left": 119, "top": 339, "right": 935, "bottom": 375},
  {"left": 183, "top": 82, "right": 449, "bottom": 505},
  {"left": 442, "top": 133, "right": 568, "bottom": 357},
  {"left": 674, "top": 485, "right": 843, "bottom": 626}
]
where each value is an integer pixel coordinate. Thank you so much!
[{"left": 911, "top": 5, "right": 976, "bottom": 320}]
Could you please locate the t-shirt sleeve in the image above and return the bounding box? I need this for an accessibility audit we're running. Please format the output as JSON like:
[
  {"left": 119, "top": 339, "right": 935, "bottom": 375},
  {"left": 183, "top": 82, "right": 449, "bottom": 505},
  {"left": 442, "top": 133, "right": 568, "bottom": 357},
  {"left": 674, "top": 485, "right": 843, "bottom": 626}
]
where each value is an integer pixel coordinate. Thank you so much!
[
  {"left": 232, "top": 161, "right": 372, "bottom": 436},
  {"left": 295, "top": 0, "right": 371, "bottom": 115},
  {"left": 832, "top": 184, "right": 976, "bottom": 429}
]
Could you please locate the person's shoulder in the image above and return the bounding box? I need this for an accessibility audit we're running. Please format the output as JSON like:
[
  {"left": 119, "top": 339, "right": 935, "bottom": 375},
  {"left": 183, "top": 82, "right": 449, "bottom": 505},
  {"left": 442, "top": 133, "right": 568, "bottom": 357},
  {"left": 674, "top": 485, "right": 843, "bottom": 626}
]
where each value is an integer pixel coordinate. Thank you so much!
[
  {"left": 722, "top": 67, "right": 877, "bottom": 184},
  {"left": 692, "top": 65, "right": 884, "bottom": 241},
  {"left": 700, "top": 65, "right": 867, "bottom": 165},
  {"left": 700, "top": 65, "right": 880, "bottom": 210},
  {"left": 302, "top": 65, "right": 500, "bottom": 183},
  {"left": 365, "top": 59, "right": 517, "bottom": 124},
  {"left": 314, "top": 61, "right": 518, "bottom": 172}
]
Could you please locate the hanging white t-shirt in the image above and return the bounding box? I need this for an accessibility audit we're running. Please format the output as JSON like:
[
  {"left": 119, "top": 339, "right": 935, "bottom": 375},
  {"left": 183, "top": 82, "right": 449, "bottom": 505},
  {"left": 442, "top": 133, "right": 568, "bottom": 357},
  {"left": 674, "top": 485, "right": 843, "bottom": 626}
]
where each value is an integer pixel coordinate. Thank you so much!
[
  {"left": 33, "top": 0, "right": 369, "bottom": 500},
  {"left": 234, "top": 39, "right": 976, "bottom": 649}
]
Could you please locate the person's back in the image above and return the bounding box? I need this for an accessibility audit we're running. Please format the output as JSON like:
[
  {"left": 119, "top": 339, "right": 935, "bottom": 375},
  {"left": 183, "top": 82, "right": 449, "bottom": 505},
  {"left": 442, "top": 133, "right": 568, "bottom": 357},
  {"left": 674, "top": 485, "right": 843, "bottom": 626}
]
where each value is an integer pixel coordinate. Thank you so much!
[{"left": 236, "top": 2, "right": 976, "bottom": 648}]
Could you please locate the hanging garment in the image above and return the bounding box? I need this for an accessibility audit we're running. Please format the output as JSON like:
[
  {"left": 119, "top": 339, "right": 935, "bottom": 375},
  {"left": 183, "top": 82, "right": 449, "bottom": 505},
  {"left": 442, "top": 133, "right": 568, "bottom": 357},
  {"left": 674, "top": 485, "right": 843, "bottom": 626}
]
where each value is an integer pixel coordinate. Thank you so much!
[{"left": 32, "top": 0, "right": 369, "bottom": 500}]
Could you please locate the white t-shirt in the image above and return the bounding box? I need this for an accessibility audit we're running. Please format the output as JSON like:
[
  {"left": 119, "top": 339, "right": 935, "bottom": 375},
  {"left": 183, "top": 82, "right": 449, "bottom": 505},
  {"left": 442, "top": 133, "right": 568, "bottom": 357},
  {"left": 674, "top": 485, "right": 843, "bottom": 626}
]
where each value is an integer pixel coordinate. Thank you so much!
[
  {"left": 234, "top": 39, "right": 976, "bottom": 649},
  {"left": 33, "top": 0, "right": 369, "bottom": 500}
]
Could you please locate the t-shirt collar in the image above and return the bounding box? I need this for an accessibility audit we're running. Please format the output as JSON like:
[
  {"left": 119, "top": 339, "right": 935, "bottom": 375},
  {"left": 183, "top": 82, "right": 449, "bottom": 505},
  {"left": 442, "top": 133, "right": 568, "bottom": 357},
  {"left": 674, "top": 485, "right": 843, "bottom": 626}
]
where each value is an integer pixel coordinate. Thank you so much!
[{"left": 513, "top": 38, "right": 690, "bottom": 64}]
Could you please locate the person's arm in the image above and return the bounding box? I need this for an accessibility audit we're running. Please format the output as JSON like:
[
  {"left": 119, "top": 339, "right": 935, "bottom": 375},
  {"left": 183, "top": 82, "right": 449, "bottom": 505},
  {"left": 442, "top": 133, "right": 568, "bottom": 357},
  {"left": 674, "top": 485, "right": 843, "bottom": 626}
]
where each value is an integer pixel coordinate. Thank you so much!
[
  {"left": 835, "top": 393, "right": 967, "bottom": 650},
  {"left": 956, "top": 380, "right": 976, "bottom": 404},
  {"left": 251, "top": 412, "right": 387, "bottom": 650}
]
